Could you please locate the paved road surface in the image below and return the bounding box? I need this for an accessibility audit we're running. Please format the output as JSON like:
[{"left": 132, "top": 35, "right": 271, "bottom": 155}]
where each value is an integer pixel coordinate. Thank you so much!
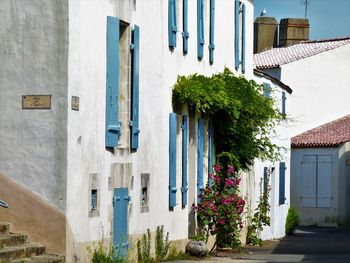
[{"left": 171, "top": 226, "right": 350, "bottom": 262}]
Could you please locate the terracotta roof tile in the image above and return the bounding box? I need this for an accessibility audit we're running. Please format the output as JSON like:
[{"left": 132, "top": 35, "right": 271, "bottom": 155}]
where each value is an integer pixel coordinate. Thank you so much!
[
  {"left": 254, "top": 37, "right": 350, "bottom": 69},
  {"left": 291, "top": 115, "right": 350, "bottom": 148}
]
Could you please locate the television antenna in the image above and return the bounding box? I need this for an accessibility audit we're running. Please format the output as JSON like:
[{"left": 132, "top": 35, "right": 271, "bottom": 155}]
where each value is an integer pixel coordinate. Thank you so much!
[{"left": 300, "top": 0, "right": 311, "bottom": 18}]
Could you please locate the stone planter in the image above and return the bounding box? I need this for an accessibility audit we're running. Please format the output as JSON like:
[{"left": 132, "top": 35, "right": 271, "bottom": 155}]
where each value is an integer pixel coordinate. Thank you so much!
[{"left": 185, "top": 240, "right": 208, "bottom": 257}]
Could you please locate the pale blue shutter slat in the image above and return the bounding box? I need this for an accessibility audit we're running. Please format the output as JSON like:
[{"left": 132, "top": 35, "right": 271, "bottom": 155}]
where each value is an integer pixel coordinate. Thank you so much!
[
  {"left": 197, "top": 118, "right": 204, "bottom": 201},
  {"left": 282, "top": 91, "right": 286, "bottom": 115},
  {"left": 168, "top": 0, "right": 177, "bottom": 49},
  {"left": 106, "top": 16, "right": 120, "bottom": 148},
  {"left": 181, "top": 115, "right": 188, "bottom": 206},
  {"left": 234, "top": 0, "right": 240, "bottom": 70},
  {"left": 241, "top": 3, "right": 246, "bottom": 73},
  {"left": 131, "top": 25, "right": 140, "bottom": 150},
  {"left": 209, "top": 0, "right": 215, "bottom": 64},
  {"left": 183, "top": 0, "right": 189, "bottom": 54},
  {"left": 263, "top": 167, "right": 268, "bottom": 193},
  {"left": 279, "top": 162, "right": 286, "bottom": 205},
  {"left": 169, "top": 113, "right": 177, "bottom": 208},
  {"left": 197, "top": 0, "right": 204, "bottom": 60},
  {"left": 113, "top": 188, "right": 130, "bottom": 258},
  {"left": 208, "top": 120, "right": 214, "bottom": 186}
]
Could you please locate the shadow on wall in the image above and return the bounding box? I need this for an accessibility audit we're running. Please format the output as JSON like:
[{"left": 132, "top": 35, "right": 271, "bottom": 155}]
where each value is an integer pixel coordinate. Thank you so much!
[
  {"left": 0, "top": 172, "right": 66, "bottom": 255},
  {"left": 339, "top": 149, "right": 350, "bottom": 226}
]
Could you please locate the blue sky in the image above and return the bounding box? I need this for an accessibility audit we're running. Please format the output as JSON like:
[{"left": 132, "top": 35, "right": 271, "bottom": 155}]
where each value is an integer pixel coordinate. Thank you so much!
[{"left": 254, "top": 0, "right": 350, "bottom": 40}]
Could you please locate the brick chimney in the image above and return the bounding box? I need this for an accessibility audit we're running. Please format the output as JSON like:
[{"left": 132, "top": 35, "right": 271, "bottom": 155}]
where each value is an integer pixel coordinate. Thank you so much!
[
  {"left": 254, "top": 17, "right": 278, "bottom": 53},
  {"left": 279, "top": 18, "right": 309, "bottom": 47}
]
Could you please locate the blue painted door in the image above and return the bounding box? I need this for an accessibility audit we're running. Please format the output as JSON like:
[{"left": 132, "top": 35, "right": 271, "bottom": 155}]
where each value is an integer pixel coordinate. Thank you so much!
[
  {"left": 197, "top": 118, "right": 204, "bottom": 200},
  {"left": 113, "top": 188, "right": 130, "bottom": 258}
]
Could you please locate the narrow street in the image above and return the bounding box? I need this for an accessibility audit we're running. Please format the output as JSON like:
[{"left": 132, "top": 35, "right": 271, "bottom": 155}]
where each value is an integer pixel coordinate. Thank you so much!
[{"left": 173, "top": 226, "right": 350, "bottom": 262}]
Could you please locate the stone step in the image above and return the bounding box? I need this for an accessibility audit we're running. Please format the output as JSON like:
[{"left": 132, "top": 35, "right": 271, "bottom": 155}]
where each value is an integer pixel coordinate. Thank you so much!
[
  {"left": 11, "top": 254, "right": 65, "bottom": 263},
  {"left": 0, "top": 222, "right": 10, "bottom": 236},
  {"left": 0, "top": 244, "right": 45, "bottom": 261},
  {"left": 0, "top": 234, "right": 28, "bottom": 248}
]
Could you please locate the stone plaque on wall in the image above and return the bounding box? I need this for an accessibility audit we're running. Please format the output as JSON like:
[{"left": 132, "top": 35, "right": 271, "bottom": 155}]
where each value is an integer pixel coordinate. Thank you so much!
[
  {"left": 22, "top": 95, "right": 51, "bottom": 109},
  {"left": 71, "top": 96, "right": 79, "bottom": 111}
]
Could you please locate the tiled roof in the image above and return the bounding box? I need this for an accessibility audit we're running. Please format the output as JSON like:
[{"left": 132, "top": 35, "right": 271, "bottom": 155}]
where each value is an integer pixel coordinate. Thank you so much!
[
  {"left": 291, "top": 115, "right": 350, "bottom": 148},
  {"left": 254, "top": 37, "right": 350, "bottom": 69}
]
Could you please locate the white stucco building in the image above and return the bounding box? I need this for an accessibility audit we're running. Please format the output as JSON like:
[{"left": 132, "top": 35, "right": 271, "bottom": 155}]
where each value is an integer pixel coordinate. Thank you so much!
[{"left": 0, "top": 0, "right": 257, "bottom": 261}]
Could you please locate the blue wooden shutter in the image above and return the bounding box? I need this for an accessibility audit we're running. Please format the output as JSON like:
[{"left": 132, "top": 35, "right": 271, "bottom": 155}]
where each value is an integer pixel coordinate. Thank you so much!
[
  {"left": 209, "top": 0, "right": 215, "bottom": 64},
  {"left": 279, "top": 162, "right": 286, "bottom": 205},
  {"left": 168, "top": 0, "right": 177, "bottom": 49},
  {"left": 113, "top": 188, "right": 130, "bottom": 258},
  {"left": 263, "top": 167, "right": 268, "bottom": 193},
  {"left": 208, "top": 120, "right": 214, "bottom": 186},
  {"left": 282, "top": 91, "right": 286, "bottom": 115},
  {"left": 181, "top": 115, "right": 188, "bottom": 207},
  {"left": 263, "top": 83, "right": 271, "bottom": 97},
  {"left": 234, "top": 0, "right": 240, "bottom": 70},
  {"left": 241, "top": 3, "right": 246, "bottom": 73},
  {"left": 183, "top": 0, "right": 189, "bottom": 54},
  {"left": 131, "top": 25, "right": 140, "bottom": 150},
  {"left": 169, "top": 113, "right": 177, "bottom": 209},
  {"left": 197, "top": 0, "right": 204, "bottom": 60},
  {"left": 197, "top": 118, "right": 204, "bottom": 200},
  {"left": 106, "top": 16, "right": 120, "bottom": 148}
]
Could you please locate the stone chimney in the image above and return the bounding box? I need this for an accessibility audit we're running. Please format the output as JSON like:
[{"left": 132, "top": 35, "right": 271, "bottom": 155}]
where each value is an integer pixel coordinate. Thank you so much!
[
  {"left": 254, "top": 17, "right": 278, "bottom": 53},
  {"left": 279, "top": 18, "right": 309, "bottom": 47}
]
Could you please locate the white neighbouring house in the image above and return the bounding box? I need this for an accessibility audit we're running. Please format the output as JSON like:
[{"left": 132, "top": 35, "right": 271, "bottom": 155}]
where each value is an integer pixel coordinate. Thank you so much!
[
  {"left": 0, "top": 0, "right": 257, "bottom": 261},
  {"left": 254, "top": 35, "right": 350, "bottom": 228}
]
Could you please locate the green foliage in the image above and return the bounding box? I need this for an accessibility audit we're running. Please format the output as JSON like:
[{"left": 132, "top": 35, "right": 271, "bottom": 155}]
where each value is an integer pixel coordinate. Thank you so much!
[
  {"left": 155, "top": 225, "right": 171, "bottom": 261},
  {"left": 194, "top": 162, "right": 245, "bottom": 249},
  {"left": 172, "top": 68, "right": 284, "bottom": 170},
  {"left": 90, "top": 242, "right": 127, "bottom": 263},
  {"left": 162, "top": 246, "right": 192, "bottom": 261},
  {"left": 246, "top": 170, "right": 271, "bottom": 246},
  {"left": 137, "top": 229, "right": 152, "bottom": 263},
  {"left": 285, "top": 207, "right": 299, "bottom": 235}
]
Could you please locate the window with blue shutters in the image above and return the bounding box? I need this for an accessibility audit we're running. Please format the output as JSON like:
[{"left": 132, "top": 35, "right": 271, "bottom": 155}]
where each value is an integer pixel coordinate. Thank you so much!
[
  {"left": 197, "top": 118, "right": 204, "bottom": 201},
  {"left": 279, "top": 162, "right": 286, "bottom": 205},
  {"left": 263, "top": 83, "right": 271, "bottom": 97},
  {"left": 234, "top": 0, "right": 246, "bottom": 73},
  {"left": 197, "top": 0, "right": 204, "bottom": 60},
  {"left": 282, "top": 91, "right": 286, "bottom": 115},
  {"left": 183, "top": 0, "right": 189, "bottom": 54},
  {"left": 131, "top": 25, "right": 140, "bottom": 150},
  {"left": 168, "top": 0, "right": 177, "bottom": 49},
  {"left": 106, "top": 16, "right": 121, "bottom": 148},
  {"left": 181, "top": 115, "right": 188, "bottom": 207},
  {"left": 209, "top": 0, "right": 215, "bottom": 64},
  {"left": 169, "top": 113, "right": 177, "bottom": 209}
]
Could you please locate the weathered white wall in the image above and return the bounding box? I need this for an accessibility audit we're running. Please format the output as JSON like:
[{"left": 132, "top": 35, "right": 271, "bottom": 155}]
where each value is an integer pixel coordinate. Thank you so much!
[
  {"left": 278, "top": 44, "right": 350, "bottom": 136},
  {"left": 65, "top": 0, "right": 255, "bottom": 260},
  {"left": 291, "top": 148, "right": 339, "bottom": 226},
  {"left": 252, "top": 74, "right": 291, "bottom": 240},
  {"left": 0, "top": 0, "right": 68, "bottom": 211}
]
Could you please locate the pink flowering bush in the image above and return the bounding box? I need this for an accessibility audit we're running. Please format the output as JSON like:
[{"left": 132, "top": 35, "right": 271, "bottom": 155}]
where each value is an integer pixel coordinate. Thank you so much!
[{"left": 193, "top": 162, "right": 245, "bottom": 249}]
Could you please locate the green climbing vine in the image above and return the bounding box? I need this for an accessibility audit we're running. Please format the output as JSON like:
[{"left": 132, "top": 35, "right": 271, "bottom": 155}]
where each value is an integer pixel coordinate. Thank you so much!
[{"left": 172, "top": 67, "right": 284, "bottom": 170}]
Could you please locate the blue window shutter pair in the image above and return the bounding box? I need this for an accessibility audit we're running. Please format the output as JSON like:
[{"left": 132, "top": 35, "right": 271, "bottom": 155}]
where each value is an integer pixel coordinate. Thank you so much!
[
  {"left": 181, "top": 115, "right": 188, "bottom": 206},
  {"left": 131, "top": 26, "right": 140, "bottom": 150},
  {"left": 169, "top": 113, "right": 177, "bottom": 209},
  {"left": 183, "top": 0, "right": 189, "bottom": 54},
  {"left": 263, "top": 167, "right": 268, "bottom": 193},
  {"left": 208, "top": 120, "right": 214, "bottom": 186},
  {"left": 263, "top": 83, "right": 271, "bottom": 97},
  {"left": 106, "top": 16, "right": 121, "bottom": 148},
  {"left": 209, "top": 0, "right": 215, "bottom": 64},
  {"left": 113, "top": 188, "right": 130, "bottom": 258},
  {"left": 168, "top": 0, "right": 177, "bottom": 49},
  {"left": 197, "top": 0, "right": 204, "bottom": 60},
  {"left": 282, "top": 91, "right": 286, "bottom": 115},
  {"left": 234, "top": 1, "right": 246, "bottom": 72},
  {"left": 279, "top": 162, "right": 286, "bottom": 205},
  {"left": 197, "top": 118, "right": 204, "bottom": 201}
]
